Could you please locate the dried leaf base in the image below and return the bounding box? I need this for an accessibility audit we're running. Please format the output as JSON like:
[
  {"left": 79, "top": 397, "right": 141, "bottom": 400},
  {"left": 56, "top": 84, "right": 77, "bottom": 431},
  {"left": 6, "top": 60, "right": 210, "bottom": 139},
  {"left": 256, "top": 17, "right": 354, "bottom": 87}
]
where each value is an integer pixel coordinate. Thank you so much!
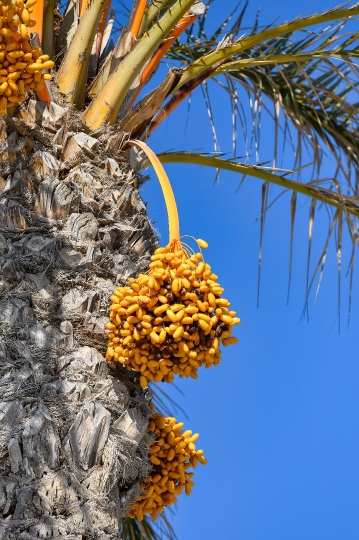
[{"left": 0, "top": 99, "right": 157, "bottom": 539}]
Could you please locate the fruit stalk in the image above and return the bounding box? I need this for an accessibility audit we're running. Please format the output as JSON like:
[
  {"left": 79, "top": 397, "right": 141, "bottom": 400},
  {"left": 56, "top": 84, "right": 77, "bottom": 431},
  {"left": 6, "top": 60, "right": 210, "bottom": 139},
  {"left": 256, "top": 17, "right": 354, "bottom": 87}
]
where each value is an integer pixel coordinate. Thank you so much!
[{"left": 128, "top": 139, "right": 180, "bottom": 243}]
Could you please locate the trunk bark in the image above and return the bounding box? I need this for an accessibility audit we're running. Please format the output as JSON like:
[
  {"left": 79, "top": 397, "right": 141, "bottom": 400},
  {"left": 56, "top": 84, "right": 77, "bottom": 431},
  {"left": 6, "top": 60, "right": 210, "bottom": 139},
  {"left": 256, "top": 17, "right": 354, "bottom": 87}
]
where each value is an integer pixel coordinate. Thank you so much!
[{"left": 0, "top": 100, "right": 157, "bottom": 539}]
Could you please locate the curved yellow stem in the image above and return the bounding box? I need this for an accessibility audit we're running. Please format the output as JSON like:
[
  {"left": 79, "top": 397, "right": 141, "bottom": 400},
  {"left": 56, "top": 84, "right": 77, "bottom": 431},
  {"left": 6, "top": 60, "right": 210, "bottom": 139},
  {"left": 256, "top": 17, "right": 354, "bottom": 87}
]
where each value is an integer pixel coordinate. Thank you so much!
[{"left": 128, "top": 140, "right": 180, "bottom": 242}]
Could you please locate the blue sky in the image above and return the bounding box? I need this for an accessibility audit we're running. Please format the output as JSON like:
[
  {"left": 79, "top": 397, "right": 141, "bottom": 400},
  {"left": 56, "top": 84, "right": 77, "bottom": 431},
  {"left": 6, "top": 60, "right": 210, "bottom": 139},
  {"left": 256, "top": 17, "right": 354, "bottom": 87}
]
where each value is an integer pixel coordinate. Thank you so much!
[{"left": 125, "top": 1, "right": 359, "bottom": 538}]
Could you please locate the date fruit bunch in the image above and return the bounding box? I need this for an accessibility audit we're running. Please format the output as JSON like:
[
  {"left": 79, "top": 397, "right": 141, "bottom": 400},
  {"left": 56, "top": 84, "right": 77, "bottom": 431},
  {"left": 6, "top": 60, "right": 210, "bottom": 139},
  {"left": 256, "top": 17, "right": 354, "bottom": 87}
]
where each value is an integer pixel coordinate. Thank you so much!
[
  {"left": 129, "top": 413, "right": 207, "bottom": 521},
  {"left": 0, "top": 0, "right": 54, "bottom": 112},
  {"left": 105, "top": 239, "right": 240, "bottom": 387}
]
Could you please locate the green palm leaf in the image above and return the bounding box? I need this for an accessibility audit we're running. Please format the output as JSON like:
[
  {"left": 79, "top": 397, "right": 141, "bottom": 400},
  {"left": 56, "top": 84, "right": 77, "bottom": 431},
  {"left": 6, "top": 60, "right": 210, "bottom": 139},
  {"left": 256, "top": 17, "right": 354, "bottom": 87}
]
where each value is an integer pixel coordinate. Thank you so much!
[
  {"left": 164, "top": 10, "right": 359, "bottom": 180},
  {"left": 155, "top": 152, "right": 359, "bottom": 219}
]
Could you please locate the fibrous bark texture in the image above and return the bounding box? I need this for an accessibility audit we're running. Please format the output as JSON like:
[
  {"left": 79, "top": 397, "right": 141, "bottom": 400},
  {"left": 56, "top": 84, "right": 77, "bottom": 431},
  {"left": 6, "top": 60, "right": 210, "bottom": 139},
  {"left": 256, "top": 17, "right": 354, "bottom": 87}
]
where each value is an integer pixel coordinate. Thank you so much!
[{"left": 0, "top": 99, "right": 158, "bottom": 539}]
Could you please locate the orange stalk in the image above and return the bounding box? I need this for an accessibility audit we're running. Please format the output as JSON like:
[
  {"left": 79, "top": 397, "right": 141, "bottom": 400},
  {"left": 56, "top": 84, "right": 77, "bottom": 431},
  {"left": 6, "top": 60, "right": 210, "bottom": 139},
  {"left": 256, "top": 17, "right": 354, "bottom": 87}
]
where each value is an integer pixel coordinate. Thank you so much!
[
  {"left": 126, "top": 10, "right": 200, "bottom": 114},
  {"left": 36, "top": 84, "right": 51, "bottom": 106},
  {"left": 13, "top": 2, "right": 51, "bottom": 106},
  {"left": 80, "top": 0, "right": 91, "bottom": 17},
  {"left": 128, "top": 140, "right": 180, "bottom": 242},
  {"left": 30, "top": 0, "right": 44, "bottom": 41},
  {"left": 149, "top": 69, "right": 213, "bottom": 132},
  {"left": 142, "top": 11, "right": 199, "bottom": 87},
  {"left": 129, "top": 0, "right": 148, "bottom": 41}
]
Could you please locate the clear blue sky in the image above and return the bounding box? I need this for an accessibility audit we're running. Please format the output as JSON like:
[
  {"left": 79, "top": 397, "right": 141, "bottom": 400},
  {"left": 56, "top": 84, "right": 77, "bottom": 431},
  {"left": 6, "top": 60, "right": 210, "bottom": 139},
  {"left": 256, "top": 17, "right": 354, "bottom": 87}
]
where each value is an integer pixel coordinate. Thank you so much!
[{"left": 125, "top": 1, "right": 359, "bottom": 538}]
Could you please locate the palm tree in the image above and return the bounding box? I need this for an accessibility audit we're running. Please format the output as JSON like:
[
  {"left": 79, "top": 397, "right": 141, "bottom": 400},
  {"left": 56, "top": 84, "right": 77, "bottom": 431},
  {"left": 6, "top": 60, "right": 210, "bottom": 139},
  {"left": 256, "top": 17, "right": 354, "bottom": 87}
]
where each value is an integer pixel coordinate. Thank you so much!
[{"left": 0, "top": 0, "right": 359, "bottom": 538}]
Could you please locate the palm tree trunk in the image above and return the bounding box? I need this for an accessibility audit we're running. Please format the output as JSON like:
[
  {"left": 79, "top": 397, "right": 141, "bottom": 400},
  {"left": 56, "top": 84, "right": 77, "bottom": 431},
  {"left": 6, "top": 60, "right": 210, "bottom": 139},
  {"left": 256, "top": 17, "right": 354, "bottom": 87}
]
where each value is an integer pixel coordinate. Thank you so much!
[{"left": 0, "top": 99, "right": 156, "bottom": 539}]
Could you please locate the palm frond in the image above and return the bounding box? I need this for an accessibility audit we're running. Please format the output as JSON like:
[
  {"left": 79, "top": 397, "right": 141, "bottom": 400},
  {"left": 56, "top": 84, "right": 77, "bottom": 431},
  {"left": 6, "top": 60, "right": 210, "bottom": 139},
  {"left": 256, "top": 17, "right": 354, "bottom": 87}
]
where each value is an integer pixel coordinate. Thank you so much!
[
  {"left": 211, "top": 37, "right": 359, "bottom": 178},
  {"left": 138, "top": 0, "right": 172, "bottom": 37},
  {"left": 171, "top": 4, "right": 359, "bottom": 89},
  {"left": 156, "top": 152, "right": 359, "bottom": 218},
  {"left": 163, "top": 12, "right": 359, "bottom": 180},
  {"left": 288, "top": 191, "right": 297, "bottom": 303}
]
